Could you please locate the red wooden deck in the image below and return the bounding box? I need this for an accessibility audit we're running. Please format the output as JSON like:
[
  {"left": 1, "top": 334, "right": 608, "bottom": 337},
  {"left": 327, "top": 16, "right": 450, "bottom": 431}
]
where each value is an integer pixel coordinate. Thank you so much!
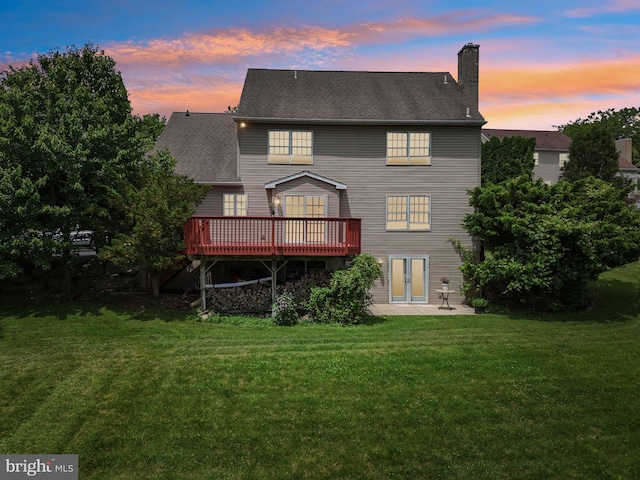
[{"left": 184, "top": 216, "right": 361, "bottom": 257}]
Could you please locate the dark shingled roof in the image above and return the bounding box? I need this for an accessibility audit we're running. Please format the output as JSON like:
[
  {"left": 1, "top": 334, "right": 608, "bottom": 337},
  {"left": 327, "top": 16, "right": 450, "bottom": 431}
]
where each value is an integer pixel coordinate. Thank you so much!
[
  {"left": 154, "top": 112, "right": 239, "bottom": 184},
  {"left": 483, "top": 129, "right": 571, "bottom": 151},
  {"left": 237, "top": 69, "right": 485, "bottom": 124}
]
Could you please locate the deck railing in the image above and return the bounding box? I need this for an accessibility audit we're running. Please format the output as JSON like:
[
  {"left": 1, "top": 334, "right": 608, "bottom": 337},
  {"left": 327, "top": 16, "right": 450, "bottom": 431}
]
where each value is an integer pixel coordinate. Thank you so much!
[{"left": 184, "top": 216, "right": 361, "bottom": 256}]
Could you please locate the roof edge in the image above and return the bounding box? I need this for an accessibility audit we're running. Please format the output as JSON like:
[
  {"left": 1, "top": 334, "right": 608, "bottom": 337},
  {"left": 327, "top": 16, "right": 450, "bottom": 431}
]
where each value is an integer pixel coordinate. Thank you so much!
[
  {"left": 265, "top": 171, "right": 347, "bottom": 190},
  {"left": 236, "top": 117, "right": 486, "bottom": 126},
  {"left": 194, "top": 181, "right": 243, "bottom": 186}
]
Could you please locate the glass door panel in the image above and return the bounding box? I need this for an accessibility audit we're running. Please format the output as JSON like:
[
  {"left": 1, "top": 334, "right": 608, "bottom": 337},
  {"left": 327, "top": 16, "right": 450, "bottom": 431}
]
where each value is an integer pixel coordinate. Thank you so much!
[
  {"left": 285, "top": 195, "right": 304, "bottom": 243},
  {"left": 391, "top": 258, "right": 407, "bottom": 302},
  {"left": 410, "top": 257, "right": 426, "bottom": 302}
]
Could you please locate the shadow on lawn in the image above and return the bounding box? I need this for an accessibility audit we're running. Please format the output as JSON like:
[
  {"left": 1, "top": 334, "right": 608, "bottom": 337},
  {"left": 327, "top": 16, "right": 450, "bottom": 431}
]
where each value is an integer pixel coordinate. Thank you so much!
[
  {"left": 0, "top": 292, "right": 197, "bottom": 322},
  {"left": 502, "top": 277, "right": 639, "bottom": 323},
  {"left": 361, "top": 314, "right": 387, "bottom": 326}
]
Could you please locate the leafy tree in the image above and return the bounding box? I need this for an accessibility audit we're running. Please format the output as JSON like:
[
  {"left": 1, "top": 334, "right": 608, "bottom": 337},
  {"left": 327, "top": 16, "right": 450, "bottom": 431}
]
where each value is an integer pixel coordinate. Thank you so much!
[
  {"left": 99, "top": 151, "right": 209, "bottom": 298},
  {"left": 0, "top": 44, "right": 150, "bottom": 293},
  {"left": 559, "top": 107, "right": 640, "bottom": 166},
  {"left": 460, "top": 176, "right": 640, "bottom": 312},
  {"left": 481, "top": 136, "right": 536, "bottom": 185},
  {"left": 135, "top": 113, "right": 166, "bottom": 147},
  {"left": 562, "top": 123, "right": 621, "bottom": 184},
  {"left": 0, "top": 165, "right": 56, "bottom": 279}
]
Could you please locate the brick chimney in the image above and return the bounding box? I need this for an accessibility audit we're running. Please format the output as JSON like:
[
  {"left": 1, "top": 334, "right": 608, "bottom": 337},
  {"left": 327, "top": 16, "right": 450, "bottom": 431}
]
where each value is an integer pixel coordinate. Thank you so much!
[{"left": 458, "top": 43, "right": 480, "bottom": 112}]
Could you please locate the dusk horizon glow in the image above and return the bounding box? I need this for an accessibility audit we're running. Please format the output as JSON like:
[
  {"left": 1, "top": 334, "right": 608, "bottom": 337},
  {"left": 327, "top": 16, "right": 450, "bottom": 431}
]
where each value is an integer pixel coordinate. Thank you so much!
[{"left": 3, "top": 0, "right": 640, "bottom": 130}]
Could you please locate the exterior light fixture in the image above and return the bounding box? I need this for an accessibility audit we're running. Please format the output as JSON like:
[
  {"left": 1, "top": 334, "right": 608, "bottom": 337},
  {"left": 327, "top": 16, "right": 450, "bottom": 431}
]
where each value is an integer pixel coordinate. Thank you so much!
[{"left": 270, "top": 196, "right": 281, "bottom": 216}]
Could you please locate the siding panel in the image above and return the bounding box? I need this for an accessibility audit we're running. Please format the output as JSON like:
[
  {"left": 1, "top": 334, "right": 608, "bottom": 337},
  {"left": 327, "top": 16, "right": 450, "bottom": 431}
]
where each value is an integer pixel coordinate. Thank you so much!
[{"left": 238, "top": 122, "right": 480, "bottom": 304}]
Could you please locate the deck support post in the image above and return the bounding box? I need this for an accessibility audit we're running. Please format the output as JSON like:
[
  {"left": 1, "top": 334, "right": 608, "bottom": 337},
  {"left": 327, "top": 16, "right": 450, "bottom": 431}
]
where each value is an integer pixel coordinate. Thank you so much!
[
  {"left": 271, "top": 257, "right": 277, "bottom": 316},
  {"left": 259, "top": 258, "right": 287, "bottom": 316},
  {"left": 200, "top": 258, "right": 207, "bottom": 311}
]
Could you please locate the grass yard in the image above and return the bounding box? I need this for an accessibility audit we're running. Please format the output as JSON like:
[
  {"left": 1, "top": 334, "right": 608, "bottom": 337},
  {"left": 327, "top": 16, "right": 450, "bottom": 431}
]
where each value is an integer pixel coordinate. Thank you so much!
[{"left": 0, "top": 263, "right": 639, "bottom": 479}]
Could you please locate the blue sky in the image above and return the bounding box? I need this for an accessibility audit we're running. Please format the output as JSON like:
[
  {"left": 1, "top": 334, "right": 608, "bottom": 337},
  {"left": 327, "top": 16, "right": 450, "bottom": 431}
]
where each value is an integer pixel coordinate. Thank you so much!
[{"left": 2, "top": 0, "right": 640, "bottom": 129}]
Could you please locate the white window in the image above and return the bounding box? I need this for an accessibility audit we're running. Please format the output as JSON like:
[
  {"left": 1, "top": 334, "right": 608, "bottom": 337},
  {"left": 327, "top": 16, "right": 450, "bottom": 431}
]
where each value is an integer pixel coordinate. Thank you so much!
[
  {"left": 387, "top": 132, "right": 431, "bottom": 165},
  {"left": 268, "top": 130, "right": 313, "bottom": 164},
  {"left": 559, "top": 153, "right": 569, "bottom": 167},
  {"left": 223, "top": 194, "right": 247, "bottom": 216},
  {"left": 533, "top": 152, "right": 539, "bottom": 166},
  {"left": 386, "top": 195, "right": 430, "bottom": 231}
]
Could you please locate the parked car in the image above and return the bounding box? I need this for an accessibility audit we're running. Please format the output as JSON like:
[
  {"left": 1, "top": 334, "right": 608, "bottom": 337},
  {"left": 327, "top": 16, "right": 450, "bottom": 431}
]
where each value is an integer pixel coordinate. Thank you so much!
[{"left": 53, "top": 227, "right": 95, "bottom": 248}]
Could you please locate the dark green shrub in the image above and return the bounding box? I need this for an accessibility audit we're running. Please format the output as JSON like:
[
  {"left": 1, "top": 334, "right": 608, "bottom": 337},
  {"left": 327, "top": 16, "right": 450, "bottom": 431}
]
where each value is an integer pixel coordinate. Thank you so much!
[
  {"left": 459, "top": 176, "right": 640, "bottom": 312},
  {"left": 305, "top": 253, "right": 381, "bottom": 325}
]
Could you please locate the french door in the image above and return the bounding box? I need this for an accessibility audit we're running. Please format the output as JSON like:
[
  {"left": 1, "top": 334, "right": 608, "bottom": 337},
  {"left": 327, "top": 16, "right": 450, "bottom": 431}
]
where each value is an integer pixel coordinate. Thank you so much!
[
  {"left": 389, "top": 255, "right": 429, "bottom": 303},
  {"left": 284, "top": 195, "right": 327, "bottom": 243}
]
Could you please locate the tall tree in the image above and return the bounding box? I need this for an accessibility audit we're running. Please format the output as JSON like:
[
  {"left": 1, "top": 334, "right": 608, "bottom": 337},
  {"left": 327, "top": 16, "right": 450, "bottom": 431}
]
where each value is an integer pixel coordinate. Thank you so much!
[
  {"left": 0, "top": 44, "right": 149, "bottom": 293},
  {"left": 99, "top": 151, "right": 209, "bottom": 298},
  {"left": 562, "top": 123, "right": 621, "bottom": 184},
  {"left": 558, "top": 107, "right": 640, "bottom": 167},
  {"left": 481, "top": 136, "right": 536, "bottom": 185}
]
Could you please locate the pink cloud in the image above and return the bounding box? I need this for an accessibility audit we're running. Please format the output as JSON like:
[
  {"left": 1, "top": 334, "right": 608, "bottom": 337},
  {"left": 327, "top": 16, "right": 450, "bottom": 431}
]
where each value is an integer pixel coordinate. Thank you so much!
[
  {"left": 482, "top": 97, "right": 640, "bottom": 130},
  {"left": 105, "top": 26, "right": 353, "bottom": 69},
  {"left": 480, "top": 55, "right": 640, "bottom": 129},
  {"left": 351, "top": 12, "right": 537, "bottom": 42},
  {"left": 128, "top": 82, "right": 243, "bottom": 117},
  {"left": 567, "top": 0, "right": 640, "bottom": 18},
  {"left": 481, "top": 56, "right": 640, "bottom": 101}
]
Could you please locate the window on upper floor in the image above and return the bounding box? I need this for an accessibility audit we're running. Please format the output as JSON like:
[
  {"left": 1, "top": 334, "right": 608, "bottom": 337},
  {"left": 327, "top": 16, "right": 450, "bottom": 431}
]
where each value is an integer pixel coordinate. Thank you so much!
[
  {"left": 386, "top": 195, "right": 431, "bottom": 231},
  {"left": 559, "top": 153, "right": 569, "bottom": 168},
  {"left": 223, "top": 194, "right": 248, "bottom": 216},
  {"left": 268, "top": 130, "right": 313, "bottom": 164},
  {"left": 386, "top": 132, "right": 431, "bottom": 165}
]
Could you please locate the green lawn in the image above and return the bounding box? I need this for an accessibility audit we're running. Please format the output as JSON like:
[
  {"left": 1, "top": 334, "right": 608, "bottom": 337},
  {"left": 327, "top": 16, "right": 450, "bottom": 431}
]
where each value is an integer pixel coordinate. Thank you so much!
[{"left": 1, "top": 263, "right": 639, "bottom": 479}]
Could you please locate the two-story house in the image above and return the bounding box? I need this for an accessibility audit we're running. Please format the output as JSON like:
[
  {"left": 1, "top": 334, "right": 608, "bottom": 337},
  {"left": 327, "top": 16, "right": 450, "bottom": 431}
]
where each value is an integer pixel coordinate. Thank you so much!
[
  {"left": 156, "top": 43, "right": 485, "bottom": 310},
  {"left": 481, "top": 129, "right": 572, "bottom": 184}
]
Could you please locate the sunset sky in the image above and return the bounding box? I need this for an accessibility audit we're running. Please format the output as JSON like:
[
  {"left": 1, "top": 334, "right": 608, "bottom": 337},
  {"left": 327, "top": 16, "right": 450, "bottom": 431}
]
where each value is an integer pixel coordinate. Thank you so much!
[{"left": 2, "top": 0, "right": 640, "bottom": 130}]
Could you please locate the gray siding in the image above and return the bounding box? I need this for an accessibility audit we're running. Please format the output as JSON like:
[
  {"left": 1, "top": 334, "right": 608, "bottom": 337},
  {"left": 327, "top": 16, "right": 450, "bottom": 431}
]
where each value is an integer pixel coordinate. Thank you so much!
[
  {"left": 194, "top": 187, "right": 245, "bottom": 215},
  {"left": 534, "top": 150, "right": 562, "bottom": 184},
  {"left": 237, "top": 122, "right": 480, "bottom": 304}
]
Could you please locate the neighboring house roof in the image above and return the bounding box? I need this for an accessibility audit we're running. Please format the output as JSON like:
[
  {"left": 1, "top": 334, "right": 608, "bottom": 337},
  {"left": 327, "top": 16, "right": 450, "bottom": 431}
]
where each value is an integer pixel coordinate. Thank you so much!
[
  {"left": 618, "top": 156, "right": 638, "bottom": 171},
  {"left": 264, "top": 171, "right": 347, "bottom": 190},
  {"left": 154, "top": 112, "right": 240, "bottom": 184},
  {"left": 482, "top": 129, "right": 571, "bottom": 151},
  {"left": 236, "top": 69, "right": 485, "bottom": 125}
]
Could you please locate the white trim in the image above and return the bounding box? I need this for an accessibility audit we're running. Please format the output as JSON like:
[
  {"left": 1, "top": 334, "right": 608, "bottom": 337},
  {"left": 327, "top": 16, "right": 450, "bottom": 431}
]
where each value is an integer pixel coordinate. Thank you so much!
[
  {"left": 223, "top": 193, "right": 248, "bottom": 216},
  {"left": 385, "top": 194, "right": 431, "bottom": 231},
  {"left": 265, "top": 171, "right": 347, "bottom": 190},
  {"left": 388, "top": 255, "right": 430, "bottom": 304},
  {"left": 268, "top": 129, "right": 313, "bottom": 164}
]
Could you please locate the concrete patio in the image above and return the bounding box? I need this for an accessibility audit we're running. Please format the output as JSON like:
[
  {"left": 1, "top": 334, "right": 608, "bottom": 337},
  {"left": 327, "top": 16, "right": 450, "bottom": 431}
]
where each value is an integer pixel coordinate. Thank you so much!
[{"left": 369, "top": 303, "right": 475, "bottom": 316}]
